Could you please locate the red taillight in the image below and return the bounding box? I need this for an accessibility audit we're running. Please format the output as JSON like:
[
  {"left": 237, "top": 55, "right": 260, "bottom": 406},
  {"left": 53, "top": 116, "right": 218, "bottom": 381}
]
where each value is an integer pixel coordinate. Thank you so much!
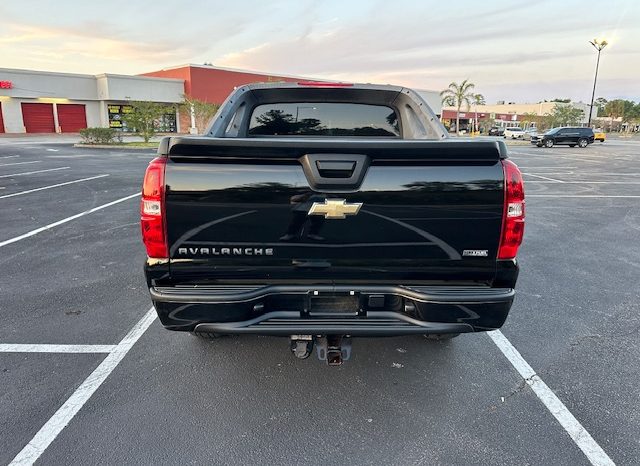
[
  {"left": 297, "top": 81, "right": 354, "bottom": 87},
  {"left": 498, "top": 159, "right": 525, "bottom": 260},
  {"left": 141, "top": 157, "right": 168, "bottom": 259}
]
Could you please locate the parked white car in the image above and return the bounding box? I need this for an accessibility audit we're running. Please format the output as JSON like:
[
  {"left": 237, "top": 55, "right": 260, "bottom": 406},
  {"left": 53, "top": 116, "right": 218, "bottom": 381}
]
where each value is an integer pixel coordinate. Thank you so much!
[{"left": 504, "top": 127, "right": 525, "bottom": 139}]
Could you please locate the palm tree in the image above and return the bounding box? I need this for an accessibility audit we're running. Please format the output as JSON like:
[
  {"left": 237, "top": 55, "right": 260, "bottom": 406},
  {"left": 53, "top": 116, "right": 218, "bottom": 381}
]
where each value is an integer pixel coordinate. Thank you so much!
[
  {"left": 441, "top": 80, "right": 476, "bottom": 135},
  {"left": 472, "top": 93, "right": 485, "bottom": 134}
]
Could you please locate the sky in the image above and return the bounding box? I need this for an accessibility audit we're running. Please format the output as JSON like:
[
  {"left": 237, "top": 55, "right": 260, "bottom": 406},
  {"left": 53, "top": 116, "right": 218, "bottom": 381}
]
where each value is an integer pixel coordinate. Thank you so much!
[{"left": 1, "top": 0, "right": 638, "bottom": 104}]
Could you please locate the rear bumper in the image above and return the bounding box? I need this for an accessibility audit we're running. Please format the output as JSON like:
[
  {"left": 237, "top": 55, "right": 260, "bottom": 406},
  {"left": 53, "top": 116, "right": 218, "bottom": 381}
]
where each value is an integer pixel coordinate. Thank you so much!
[
  {"left": 194, "top": 311, "right": 472, "bottom": 336},
  {"left": 149, "top": 284, "right": 515, "bottom": 335}
]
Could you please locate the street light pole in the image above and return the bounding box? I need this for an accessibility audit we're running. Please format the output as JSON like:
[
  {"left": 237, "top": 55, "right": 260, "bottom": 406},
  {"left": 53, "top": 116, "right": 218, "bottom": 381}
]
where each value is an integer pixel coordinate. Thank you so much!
[{"left": 587, "top": 38, "right": 608, "bottom": 127}]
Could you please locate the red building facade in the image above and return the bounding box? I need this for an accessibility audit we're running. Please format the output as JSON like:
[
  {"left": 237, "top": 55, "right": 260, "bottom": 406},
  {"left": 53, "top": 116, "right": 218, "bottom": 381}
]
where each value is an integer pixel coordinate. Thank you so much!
[
  {"left": 141, "top": 64, "right": 309, "bottom": 132},
  {"left": 141, "top": 64, "right": 305, "bottom": 103}
]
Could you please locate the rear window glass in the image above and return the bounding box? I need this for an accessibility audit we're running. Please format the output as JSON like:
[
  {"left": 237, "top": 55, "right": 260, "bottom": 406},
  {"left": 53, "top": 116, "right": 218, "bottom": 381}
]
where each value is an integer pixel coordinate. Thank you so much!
[{"left": 248, "top": 103, "right": 400, "bottom": 137}]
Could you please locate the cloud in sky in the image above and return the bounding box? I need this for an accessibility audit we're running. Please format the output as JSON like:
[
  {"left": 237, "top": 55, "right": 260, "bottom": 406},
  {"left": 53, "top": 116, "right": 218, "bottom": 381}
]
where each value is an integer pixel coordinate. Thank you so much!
[
  {"left": 0, "top": 21, "right": 209, "bottom": 68},
  {"left": 1, "top": 0, "right": 638, "bottom": 102}
]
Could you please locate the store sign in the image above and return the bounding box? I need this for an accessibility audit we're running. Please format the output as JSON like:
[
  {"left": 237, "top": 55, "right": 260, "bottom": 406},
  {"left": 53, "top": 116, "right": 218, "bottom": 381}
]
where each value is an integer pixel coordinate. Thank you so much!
[
  {"left": 107, "top": 104, "right": 176, "bottom": 132},
  {"left": 0, "top": 80, "right": 13, "bottom": 89},
  {"left": 108, "top": 104, "right": 134, "bottom": 129}
]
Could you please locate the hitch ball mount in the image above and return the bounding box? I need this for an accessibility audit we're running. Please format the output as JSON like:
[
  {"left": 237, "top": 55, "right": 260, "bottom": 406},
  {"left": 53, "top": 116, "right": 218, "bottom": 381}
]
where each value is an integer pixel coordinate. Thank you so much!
[{"left": 289, "top": 335, "right": 353, "bottom": 366}]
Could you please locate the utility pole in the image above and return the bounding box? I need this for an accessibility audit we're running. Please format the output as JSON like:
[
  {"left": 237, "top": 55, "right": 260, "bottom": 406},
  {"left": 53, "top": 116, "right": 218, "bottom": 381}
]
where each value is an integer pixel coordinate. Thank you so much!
[{"left": 588, "top": 39, "right": 608, "bottom": 127}]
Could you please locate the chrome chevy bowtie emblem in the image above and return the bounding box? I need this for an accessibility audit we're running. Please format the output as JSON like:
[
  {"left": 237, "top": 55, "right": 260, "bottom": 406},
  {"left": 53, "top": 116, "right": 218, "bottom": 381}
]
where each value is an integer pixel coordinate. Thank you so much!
[{"left": 307, "top": 199, "right": 362, "bottom": 219}]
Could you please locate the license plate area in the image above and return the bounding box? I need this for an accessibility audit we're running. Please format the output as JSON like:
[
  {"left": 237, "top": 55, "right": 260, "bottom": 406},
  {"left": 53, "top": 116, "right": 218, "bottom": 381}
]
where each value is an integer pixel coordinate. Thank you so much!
[{"left": 308, "top": 293, "right": 360, "bottom": 316}]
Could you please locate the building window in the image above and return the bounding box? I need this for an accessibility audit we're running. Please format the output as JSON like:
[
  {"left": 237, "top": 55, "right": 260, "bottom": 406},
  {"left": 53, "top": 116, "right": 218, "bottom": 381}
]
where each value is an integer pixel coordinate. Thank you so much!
[{"left": 156, "top": 112, "right": 176, "bottom": 132}]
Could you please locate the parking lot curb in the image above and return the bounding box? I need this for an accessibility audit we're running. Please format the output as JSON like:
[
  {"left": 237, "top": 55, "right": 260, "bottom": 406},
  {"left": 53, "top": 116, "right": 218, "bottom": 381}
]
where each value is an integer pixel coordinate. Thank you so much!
[{"left": 73, "top": 144, "right": 157, "bottom": 151}]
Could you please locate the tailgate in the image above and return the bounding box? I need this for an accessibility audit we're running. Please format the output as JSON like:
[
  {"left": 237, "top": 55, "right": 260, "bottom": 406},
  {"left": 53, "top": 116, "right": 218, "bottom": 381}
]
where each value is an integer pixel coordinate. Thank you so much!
[{"left": 163, "top": 137, "right": 505, "bottom": 284}]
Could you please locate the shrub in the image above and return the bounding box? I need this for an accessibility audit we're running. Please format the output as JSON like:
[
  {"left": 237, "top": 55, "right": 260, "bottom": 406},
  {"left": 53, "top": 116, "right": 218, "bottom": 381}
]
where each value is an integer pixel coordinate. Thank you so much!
[
  {"left": 79, "top": 128, "right": 122, "bottom": 144},
  {"left": 121, "top": 101, "right": 174, "bottom": 143}
]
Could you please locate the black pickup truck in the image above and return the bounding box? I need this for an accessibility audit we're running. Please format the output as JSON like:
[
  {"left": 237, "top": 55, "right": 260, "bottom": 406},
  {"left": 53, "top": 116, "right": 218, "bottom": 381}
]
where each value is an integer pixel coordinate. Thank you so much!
[{"left": 141, "top": 82, "right": 525, "bottom": 365}]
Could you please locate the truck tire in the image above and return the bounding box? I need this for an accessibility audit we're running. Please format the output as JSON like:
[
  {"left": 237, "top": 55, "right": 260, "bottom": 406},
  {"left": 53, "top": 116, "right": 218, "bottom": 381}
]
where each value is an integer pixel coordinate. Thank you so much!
[
  {"left": 190, "top": 331, "right": 224, "bottom": 340},
  {"left": 424, "top": 333, "right": 460, "bottom": 341},
  {"left": 544, "top": 139, "right": 554, "bottom": 148},
  {"left": 578, "top": 138, "right": 588, "bottom": 148}
]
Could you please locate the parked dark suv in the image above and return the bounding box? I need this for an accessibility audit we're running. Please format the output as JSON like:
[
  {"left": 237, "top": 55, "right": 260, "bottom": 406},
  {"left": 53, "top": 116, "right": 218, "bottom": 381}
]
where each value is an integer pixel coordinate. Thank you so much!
[{"left": 531, "top": 127, "right": 595, "bottom": 148}]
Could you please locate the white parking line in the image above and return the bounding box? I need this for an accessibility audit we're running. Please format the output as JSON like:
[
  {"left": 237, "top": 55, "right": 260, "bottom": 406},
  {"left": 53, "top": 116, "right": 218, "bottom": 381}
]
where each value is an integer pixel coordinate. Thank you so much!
[
  {"left": 0, "top": 174, "right": 110, "bottom": 199},
  {"left": 521, "top": 153, "right": 600, "bottom": 160},
  {"left": 0, "top": 192, "right": 139, "bottom": 248},
  {"left": 0, "top": 167, "right": 70, "bottom": 179},
  {"left": 488, "top": 330, "right": 615, "bottom": 466},
  {"left": 526, "top": 181, "right": 640, "bottom": 184},
  {"left": 523, "top": 173, "right": 640, "bottom": 176},
  {"left": 9, "top": 307, "right": 157, "bottom": 466},
  {"left": 523, "top": 173, "right": 565, "bottom": 183},
  {"left": 0, "top": 344, "right": 116, "bottom": 353},
  {"left": 530, "top": 173, "right": 640, "bottom": 176},
  {"left": 528, "top": 194, "right": 640, "bottom": 198},
  {"left": 517, "top": 167, "right": 578, "bottom": 169},
  {"left": 0, "top": 161, "right": 40, "bottom": 167},
  {"left": 0, "top": 155, "right": 20, "bottom": 159}
]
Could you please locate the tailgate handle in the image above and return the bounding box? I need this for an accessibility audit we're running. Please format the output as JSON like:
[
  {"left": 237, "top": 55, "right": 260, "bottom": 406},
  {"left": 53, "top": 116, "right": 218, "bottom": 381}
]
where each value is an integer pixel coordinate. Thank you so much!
[
  {"left": 301, "top": 154, "right": 370, "bottom": 191},
  {"left": 316, "top": 161, "right": 356, "bottom": 178}
]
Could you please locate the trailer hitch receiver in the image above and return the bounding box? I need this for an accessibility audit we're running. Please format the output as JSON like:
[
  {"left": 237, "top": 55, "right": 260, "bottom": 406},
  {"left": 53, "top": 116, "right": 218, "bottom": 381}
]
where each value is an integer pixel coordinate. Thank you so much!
[{"left": 315, "top": 336, "right": 352, "bottom": 366}]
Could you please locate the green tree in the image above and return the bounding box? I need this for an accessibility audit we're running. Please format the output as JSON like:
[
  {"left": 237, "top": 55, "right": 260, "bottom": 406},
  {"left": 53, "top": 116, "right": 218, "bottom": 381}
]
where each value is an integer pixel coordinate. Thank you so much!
[
  {"left": 180, "top": 95, "right": 220, "bottom": 134},
  {"left": 604, "top": 100, "right": 624, "bottom": 131},
  {"left": 594, "top": 97, "right": 608, "bottom": 117},
  {"left": 603, "top": 100, "right": 635, "bottom": 131},
  {"left": 619, "top": 100, "right": 640, "bottom": 132},
  {"left": 440, "top": 79, "right": 476, "bottom": 136},
  {"left": 548, "top": 104, "right": 584, "bottom": 127},
  {"left": 121, "top": 101, "right": 173, "bottom": 142},
  {"left": 522, "top": 111, "right": 552, "bottom": 131},
  {"left": 629, "top": 103, "right": 640, "bottom": 129},
  {"left": 441, "top": 95, "right": 455, "bottom": 107}
]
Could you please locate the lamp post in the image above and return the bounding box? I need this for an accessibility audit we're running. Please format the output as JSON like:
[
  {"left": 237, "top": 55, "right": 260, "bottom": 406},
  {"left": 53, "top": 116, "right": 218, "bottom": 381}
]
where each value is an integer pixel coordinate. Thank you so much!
[
  {"left": 587, "top": 38, "right": 608, "bottom": 127},
  {"left": 295, "top": 106, "right": 316, "bottom": 122}
]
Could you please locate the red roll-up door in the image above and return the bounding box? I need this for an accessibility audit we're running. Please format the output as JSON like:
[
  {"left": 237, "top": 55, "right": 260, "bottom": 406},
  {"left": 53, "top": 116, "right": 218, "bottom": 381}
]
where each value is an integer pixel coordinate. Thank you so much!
[
  {"left": 57, "top": 104, "right": 87, "bottom": 133},
  {"left": 0, "top": 103, "right": 5, "bottom": 133},
  {"left": 21, "top": 103, "right": 55, "bottom": 133}
]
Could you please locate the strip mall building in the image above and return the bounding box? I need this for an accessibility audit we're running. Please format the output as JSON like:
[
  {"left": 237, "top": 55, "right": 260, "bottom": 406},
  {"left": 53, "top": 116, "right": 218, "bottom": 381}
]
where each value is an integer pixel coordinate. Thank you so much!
[
  {"left": 0, "top": 65, "right": 441, "bottom": 134},
  {"left": 441, "top": 101, "right": 592, "bottom": 132}
]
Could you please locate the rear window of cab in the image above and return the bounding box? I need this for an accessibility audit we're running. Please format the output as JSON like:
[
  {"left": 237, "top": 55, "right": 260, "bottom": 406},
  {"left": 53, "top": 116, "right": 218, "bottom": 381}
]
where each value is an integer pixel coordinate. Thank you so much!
[{"left": 248, "top": 102, "right": 400, "bottom": 137}]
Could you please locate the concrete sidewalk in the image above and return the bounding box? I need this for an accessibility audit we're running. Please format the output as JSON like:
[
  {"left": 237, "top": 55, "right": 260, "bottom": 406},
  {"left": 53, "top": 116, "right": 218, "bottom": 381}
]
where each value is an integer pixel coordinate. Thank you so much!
[{"left": 0, "top": 133, "right": 165, "bottom": 145}]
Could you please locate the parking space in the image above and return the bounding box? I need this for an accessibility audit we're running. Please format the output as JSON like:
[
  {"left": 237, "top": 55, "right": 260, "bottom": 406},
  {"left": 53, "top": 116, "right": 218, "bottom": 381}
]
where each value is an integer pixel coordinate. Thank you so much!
[
  {"left": 0, "top": 353, "right": 106, "bottom": 465},
  {"left": 0, "top": 139, "right": 638, "bottom": 465}
]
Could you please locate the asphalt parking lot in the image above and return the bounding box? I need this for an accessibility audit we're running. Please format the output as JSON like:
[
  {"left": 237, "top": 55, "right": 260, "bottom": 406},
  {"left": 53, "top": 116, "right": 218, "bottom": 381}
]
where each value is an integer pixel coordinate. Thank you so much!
[{"left": 0, "top": 136, "right": 638, "bottom": 465}]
